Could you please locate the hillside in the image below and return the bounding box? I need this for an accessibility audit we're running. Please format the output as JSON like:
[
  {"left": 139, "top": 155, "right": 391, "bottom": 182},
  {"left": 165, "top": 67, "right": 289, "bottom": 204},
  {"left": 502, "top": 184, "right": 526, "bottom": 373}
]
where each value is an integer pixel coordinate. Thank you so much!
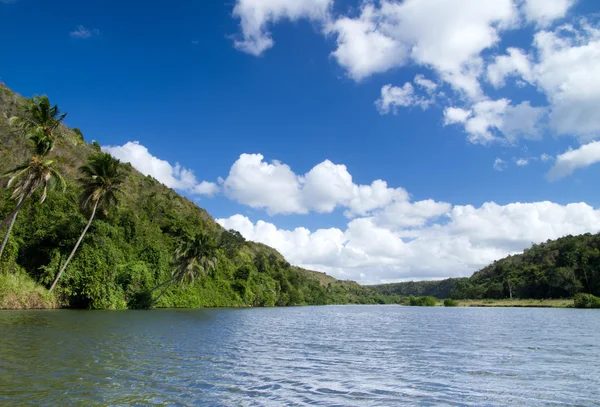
[
  {"left": 372, "top": 233, "right": 600, "bottom": 300},
  {"left": 0, "top": 85, "right": 385, "bottom": 309}
]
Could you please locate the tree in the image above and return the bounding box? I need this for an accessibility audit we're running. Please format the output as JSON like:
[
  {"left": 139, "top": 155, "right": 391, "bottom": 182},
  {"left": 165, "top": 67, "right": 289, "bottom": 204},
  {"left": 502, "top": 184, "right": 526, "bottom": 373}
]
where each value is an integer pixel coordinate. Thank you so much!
[
  {"left": 172, "top": 232, "right": 218, "bottom": 285},
  {"left": 1, "top": 96, "right": 68, "bottom": 261},
  {"left": 8, "top": 95, "right": 67, "bottom": 156},
  {"left": 49, "top": 153, "right": 125, "bottom": 292},
  {"left": 0, "top": 155, "right": 65, "bottom": 260},
  {"left": 149, "top": 232, "right": 218, "bottom": 305}
]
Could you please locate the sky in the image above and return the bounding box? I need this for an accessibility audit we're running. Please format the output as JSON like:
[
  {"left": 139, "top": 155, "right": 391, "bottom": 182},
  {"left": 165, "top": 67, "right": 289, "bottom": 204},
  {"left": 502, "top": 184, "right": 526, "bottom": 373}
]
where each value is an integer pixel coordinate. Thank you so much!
[{"left": 1, "top": 0, "right": 600, "bottom": 284}]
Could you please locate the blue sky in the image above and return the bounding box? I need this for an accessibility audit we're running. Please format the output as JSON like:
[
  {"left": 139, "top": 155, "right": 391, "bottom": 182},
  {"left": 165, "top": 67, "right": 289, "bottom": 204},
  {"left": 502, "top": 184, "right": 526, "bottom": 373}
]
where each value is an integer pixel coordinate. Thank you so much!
[{"left": 2, "top": 0, "right": 600, "bottom": 283}]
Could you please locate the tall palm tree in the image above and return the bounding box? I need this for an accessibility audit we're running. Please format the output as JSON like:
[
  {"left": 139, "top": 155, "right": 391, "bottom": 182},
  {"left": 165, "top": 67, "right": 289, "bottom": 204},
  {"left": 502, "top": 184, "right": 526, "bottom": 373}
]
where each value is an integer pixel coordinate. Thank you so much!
[
  {"left": 9, "top": 95, "right": 67, "bottom": 156},
  {"left": 1, "top": 96, "right": 67, "bottom": 260},
  {"left": 0, "top": 154, "right": 65, "bottom": 260},
  {"left": 49, "top": 153, "right": 125, "bottom": 292}
]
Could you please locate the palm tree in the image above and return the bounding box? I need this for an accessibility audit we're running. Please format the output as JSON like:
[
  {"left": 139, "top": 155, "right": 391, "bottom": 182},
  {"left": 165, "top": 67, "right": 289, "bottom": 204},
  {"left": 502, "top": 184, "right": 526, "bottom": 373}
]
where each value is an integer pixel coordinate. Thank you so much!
[
  {"left": 150, "top": 233, "right": 218, "bottom": 304},
  {"left": 0, "top": 154, "right": 65, "bottom": 260},
  {"left": 49, "top": 153, "right": 125, "bottom": 292},
  {"left": 172, "top": 232, "right": 218, "bottom": 284},
  {"left": 9, "top": 95, "right": 67, "bottom": 156},
  {"left": 1, "top": 96, "right": 68, "bottom": 260}
]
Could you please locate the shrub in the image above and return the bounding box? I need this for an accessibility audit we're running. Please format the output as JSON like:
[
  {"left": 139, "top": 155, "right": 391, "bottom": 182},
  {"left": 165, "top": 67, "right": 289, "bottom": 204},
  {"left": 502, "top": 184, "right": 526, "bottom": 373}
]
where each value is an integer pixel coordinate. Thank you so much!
[
  {"left": 573, "top": 293, "right": 600, "bottom": 309},
  {"left": 443, "top": 298, "right": 459, "bottom": 307},
  {"left": 409, "top": 295, "right": 437, "bottom": 306}
]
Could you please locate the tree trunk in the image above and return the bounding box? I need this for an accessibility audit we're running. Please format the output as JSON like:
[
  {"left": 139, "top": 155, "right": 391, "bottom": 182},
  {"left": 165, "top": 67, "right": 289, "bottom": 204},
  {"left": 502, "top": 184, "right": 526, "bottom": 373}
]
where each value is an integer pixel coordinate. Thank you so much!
[
  {"left": 0, "top": 196, "right": 24, "bottom": 261},
  {"left": 0, "top": 189, "right": 33, "bottom": 230},
  {"left": 49, "top": 200, "right": 99, "bottom": 292}
]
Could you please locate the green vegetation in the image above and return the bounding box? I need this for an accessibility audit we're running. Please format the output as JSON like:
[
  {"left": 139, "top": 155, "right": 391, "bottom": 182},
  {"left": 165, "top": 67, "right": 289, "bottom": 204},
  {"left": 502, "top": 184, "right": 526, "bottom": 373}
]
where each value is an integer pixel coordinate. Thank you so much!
[
  {"left": 573, "top": 293, "right": 600, "bottom": 309},
  {"left": 0, "top": 87, "right": 391, "bottom": 309},
  {"left": 409, "top": 296, "right": 438, "bottom": 306},
  {"left": 373, "top": 234, "right": 600, "bottom": 305},
  {"left": 0, "top": 271, "right": 56, "bottom": 309},
  {"left": 443, "top": 298, "right": 458, "bottom": 307}
]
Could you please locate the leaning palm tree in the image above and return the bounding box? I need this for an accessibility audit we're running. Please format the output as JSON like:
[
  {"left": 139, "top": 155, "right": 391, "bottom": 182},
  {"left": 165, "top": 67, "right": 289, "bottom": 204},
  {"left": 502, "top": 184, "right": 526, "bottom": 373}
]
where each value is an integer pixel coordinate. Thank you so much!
[
  {"left": 150, "top": 233, "right": 219, "bottom": 304},
  {"left": 9, "top": 95, "right": 67, "bottom": 156},
  {"left": 49, "top": 153, "right": 126, "bottom": 292},
  {"left": 172, "top": 232, "right": 219, "bottom": 285},
  {"left": 0, "top": 150, "right": 66, "bottom": 259}
]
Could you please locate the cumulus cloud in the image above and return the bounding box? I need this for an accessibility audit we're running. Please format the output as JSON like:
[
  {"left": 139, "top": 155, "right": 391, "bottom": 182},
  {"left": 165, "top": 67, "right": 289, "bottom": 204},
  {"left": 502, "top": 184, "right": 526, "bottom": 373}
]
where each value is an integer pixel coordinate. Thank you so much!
[
  {"left": 489, "top": 22, "right": 600, "bottom": 139},
  {"left": 327, "top": 0, "right": 517, "bottom": 97},
  {"left": 487, "top": 47, "right": 533, "bottom": 87},
  {"left": 218, "top": 201, "right": 600, "bottom": 283},
  {"left": 547, "top": 141, "right": 600, "bottom": 180},
  {"left": 376, "top": 75, "right": 439, "bottom": 114},
  {"left": 444, "top": 99, "right": 547, "bottom": 144},
  {"left": 520, "top": 0, "right": 575, "bottom": 27},
  {"left": 70, "top": 25, "right": 100, "bottom": 39},
  {"left": 232, "top": 0, "right": 332, "bottom": 55},
  {"left": 102, "top": 141, "right": 218, "bottom": 196},
  {"left": 221, "top": 153, "right": 408, "bottom": 216}
]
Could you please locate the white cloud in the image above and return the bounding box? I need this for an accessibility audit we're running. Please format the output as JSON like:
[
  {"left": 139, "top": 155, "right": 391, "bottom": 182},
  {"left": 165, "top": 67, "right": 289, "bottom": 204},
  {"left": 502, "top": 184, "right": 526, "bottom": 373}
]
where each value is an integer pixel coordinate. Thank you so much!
[
  {"left": 218, "top": 201, "right": 600, "bottom": 283},
  {"left": 515, "top": 158, "right": 529, "bottom": 166},
  {"left": 221, "top": 153, "right": 408, "bottom": 216},
  {"left": 487, "top": 47, "right": 533, "bottom": 87},
  {"left": 494, "top": 158, "right": 507, "bottom": 171},
  {"left": 444, "top": 107, "right": 472, "bottom": 125},
  {"left": 541, "top": 153, "right": 553, "bottom": 161},
  {"left": 376, "top": 83, "right": 417, "bottom": 114},
  {"left": 70, "top": 25, "right": 100, "bottom": 39},
  {"left": 102, "top": 141, "right": 218, "bottom": 196},
  {"left": 232, "top": 0, "right": 332, "bottom": 55},
  {"left": 376, "top": 74, "right": 440, "bottom": 114},
  {"left": 533, "top": 23, "right": 600, "bottom": 138},
  {"left": 413, "top": 74, "right": 438, "bottom": 93},
  {"left": 328, "top": 0, "right": 517, "bottom": 97},
  {"left": 445, "top": 99, "right": 546, "bottom": 144},
  {"left": 490, "top": 22, "right": 600, "bottom": 139},
  {"left": 521, "top": 0, "right": 575, "bottom": 27},
  {"left": 547, "top": 141, "right": 600, "bottom": 180}
]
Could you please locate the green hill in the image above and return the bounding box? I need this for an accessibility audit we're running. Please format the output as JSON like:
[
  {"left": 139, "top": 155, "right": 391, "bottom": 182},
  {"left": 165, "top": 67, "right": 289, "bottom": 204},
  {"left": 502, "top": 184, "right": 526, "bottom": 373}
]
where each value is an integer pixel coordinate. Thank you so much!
[
  {"left": 371, "top": 233, "right": 600, "bottom": 300},
  {"left": 0, "top": 86, "right": 386, "bottom": 309}
]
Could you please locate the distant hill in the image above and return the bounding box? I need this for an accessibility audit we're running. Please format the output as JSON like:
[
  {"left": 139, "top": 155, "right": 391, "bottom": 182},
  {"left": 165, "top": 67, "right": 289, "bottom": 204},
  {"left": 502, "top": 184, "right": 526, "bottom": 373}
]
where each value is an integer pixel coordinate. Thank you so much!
[
  {"left": 0, "top": 85, "right": 385, "bottom": 309},
  {"left": 371, "top": 233, "right": 600, "bottom": 299}
]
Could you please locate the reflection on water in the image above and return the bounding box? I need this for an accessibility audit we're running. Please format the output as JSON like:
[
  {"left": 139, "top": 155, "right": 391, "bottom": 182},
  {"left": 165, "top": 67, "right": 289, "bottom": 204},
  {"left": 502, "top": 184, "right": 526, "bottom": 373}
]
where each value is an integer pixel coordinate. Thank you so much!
[{"left": 1, "top": 306, "right": 599, "bottom": 406}]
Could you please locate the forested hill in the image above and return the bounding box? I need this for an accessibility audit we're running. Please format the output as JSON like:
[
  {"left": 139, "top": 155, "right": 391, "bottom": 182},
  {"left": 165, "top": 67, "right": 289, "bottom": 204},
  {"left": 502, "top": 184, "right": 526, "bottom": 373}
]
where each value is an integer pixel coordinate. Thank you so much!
[
  {"left": 371, "top": 233, "right": 600, "bottom": 300},
  {"left": 0, "top": 85, "right": 384, "bottom": 309}
]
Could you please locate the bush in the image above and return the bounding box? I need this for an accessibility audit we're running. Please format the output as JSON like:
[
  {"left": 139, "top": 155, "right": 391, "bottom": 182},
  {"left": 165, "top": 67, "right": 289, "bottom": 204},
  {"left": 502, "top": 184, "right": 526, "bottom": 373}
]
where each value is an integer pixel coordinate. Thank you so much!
[
  {"left": 409, "top": 295, "right": 437, "bottom": 306},
  {"left": 443, "top": 298, "right": 459, "bottom": 307},
  {"left": 573, "top": 293, "right": 600, "bottom": 309}
]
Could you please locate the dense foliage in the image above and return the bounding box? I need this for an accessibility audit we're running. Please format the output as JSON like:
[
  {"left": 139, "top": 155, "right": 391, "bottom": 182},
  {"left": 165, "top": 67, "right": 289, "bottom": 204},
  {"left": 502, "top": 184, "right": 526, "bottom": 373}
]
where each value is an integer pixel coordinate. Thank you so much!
[
  {"left": 443, "top": 298, "right": 458, "bottom": 307},
  {"left": 0, "top": 86, "right": 392, "bottom": 309},
  {"left": 408, "top": 296, "right": 437, "bottom": 306},
  {"left": 373, "top": 234, "right": 600, "bottom": 300},
  {"left": 573, "top": 293, "right": 600, "bottom": 309}
]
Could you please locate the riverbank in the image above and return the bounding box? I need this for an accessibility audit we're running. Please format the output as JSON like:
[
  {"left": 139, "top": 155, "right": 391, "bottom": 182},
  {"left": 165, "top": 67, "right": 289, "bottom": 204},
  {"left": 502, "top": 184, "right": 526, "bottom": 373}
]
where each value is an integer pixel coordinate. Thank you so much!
[
  {"left": 455, "top": 298, "right": 573, "bottom": 308},
  {"left": 0, "top": 273, "right": 578, "bottom": 310},
  {"left": 0, "top": 272, "right": 57, "bottom": 310}
]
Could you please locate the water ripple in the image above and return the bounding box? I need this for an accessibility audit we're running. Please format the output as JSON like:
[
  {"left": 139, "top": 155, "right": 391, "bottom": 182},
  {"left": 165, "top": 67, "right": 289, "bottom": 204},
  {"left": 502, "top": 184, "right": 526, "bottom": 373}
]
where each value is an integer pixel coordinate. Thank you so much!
[{"left": 1, "top": 306, "right": 599, "bottom": 406}]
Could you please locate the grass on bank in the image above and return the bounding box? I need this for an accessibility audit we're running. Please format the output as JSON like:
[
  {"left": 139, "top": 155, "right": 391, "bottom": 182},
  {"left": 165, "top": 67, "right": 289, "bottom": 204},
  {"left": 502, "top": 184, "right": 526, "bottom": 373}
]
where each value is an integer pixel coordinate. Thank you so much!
[
  {"left": 455, "top": 298, "right": 572, "bottom": 308},
  {"left": 0, "top": 272, "right": 57, "bottom": 309},
  {"left": 405, "top": 296, "right": 575, "bottom": 308}
]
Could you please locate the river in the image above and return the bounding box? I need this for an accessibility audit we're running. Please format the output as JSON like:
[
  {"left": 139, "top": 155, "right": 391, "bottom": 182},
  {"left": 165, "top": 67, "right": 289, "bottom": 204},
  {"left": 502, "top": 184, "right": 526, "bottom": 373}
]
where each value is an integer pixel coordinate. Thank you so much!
[{"left": 1, "top": 305, "right": 599, "bottom": 406}]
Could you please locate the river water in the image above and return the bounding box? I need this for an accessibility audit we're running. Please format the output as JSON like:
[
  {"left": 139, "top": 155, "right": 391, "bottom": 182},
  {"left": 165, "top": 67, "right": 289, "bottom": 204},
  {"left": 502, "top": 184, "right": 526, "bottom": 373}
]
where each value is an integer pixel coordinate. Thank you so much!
[{"left": 0, "top": 306, "right": 599, "bottom": 406}]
